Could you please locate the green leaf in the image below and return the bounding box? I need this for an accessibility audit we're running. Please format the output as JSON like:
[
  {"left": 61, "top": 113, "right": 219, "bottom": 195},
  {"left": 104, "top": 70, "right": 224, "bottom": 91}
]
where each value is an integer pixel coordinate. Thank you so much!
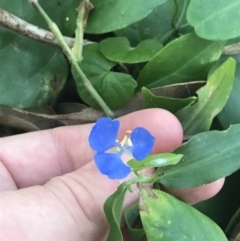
[
  {"left": 140, "top": 188, "right": 227, "bottom": 241},
  {"left": 115, "top": 0, "right": 177, "bottom": 45},
  {"left": 128, "top": 153, "right": 183, "bottom": 171},
  {"left": 142, "top": 87, "right": 196, "bottom": 113},
  {"left": 0, "top": 0, "right": 68, "bottom": 109},
  {"left": 137, "top": 0, "right": 178, "bottom": 42},
  {"left": 137, "top": 33, "right": 224, "bottom": 89},
  {"left": 187, "top": 0, "right": 240, "bottom": 41},
  {"left": 99, "top": 37, "right": 163, "bottom": 64},
  {"left": 125, "top": 202, "right": 145, "bottom": 241},
  {"left": 104, "top": 183, "right": 128, "bottom": 241},
  {"left": 87, "top": 0, "right": 167, "bottom": 33},
  {"left": 58, "top": 0, "right": 75, "bottom": 35},
  {"left": 64, "top": 0, "right": 79, "bottom": 33},
  {"left": 65, "top": 0, "right": 167, "bottom": 34},
  {"left": 114, "top": 81, "right": 204, "bottom": 116},
  {"left": 115, "top": 0, "right": 192, "bottom": 45},
  {"left": 74, "top": 44, "right": 137, "bottom": 110},
  {"left": 158, "top": 124, "right": 240, "bottom": 189},
  {"left": 215, "top": 56, "right": 240, "bottom": 129},
  {"left": 139, "top": 0, "right": 193, "bottom": 42},
  {"left": 175, "top": 58, "right": 236, "bottom": 135}
]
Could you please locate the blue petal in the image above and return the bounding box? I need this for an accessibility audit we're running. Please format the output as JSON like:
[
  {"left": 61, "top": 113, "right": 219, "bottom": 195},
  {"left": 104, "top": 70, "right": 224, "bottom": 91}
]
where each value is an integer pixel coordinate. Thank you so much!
[
  {"left": 129, "top": 127, "right": 155, "bottom": 160},
  {"left": 89, "top": 117, "right": 120, "bottom": 152},
  {"left": 94, "top": 152, "right": 131, "bottom": 179}
]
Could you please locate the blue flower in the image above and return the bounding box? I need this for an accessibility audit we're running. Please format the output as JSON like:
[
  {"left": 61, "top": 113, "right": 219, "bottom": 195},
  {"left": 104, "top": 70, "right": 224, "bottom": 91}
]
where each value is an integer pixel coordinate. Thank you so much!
[{"left": 89, "top": 117, "right": 155, "bottom": 179}]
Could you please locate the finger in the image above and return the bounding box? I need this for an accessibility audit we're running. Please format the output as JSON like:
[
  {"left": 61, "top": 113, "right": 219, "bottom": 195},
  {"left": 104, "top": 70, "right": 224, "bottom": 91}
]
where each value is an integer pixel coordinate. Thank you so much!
[
  {"left": 0, "top": 110, "right": 183, "bottom": 240},
  {"left": 161, "top": 178, "right": 225, "bottom": 204},
  {"left": 0, "top": 109, "right": 183, "bottom": 190},
  {"left": 0, "top": 160, "right": 149, "bottom": 241}
]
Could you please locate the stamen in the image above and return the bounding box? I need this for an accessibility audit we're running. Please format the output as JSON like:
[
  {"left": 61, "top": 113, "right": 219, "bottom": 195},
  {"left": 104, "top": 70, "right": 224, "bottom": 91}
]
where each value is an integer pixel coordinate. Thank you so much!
[
  {"left": 119, "top": 130, "right": 133, "bottom": 147},
  {"left": 127, "top": 138, "right": 133, "bottom": 147},
  {"left": 120, "top": 135, "right": 128, "bottom": 146}
]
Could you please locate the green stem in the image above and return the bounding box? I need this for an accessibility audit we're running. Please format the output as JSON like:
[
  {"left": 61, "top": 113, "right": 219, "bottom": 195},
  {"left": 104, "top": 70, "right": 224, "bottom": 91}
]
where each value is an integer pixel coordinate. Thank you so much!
[
  {"left": 171, "top": 0, "right": 179, "bottom": 29},
  {"left": 72, "top": 0, "right": 93, "bottom": 61},
  {"left": 175, "top": 0, "right": 189, "bottom": 29},
  {"left": 133, "top": 170, "right": 141, "bottom": 177},
  {"left": 29, "top": 0, "right": 114, "bottom": 118},
  {"left": 179, "top": 22, "right": 190, "bottom": 29},
  {"left": 125, "top": 175, "right": 156, "bottom": 192},
  {"left": 158, "top": 28, "right": 175, "bottom": 44}
]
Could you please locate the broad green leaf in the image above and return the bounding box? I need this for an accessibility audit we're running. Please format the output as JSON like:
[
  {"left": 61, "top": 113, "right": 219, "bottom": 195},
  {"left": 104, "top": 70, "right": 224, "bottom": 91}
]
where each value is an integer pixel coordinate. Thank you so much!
[
  {"left": 104, "top": 183, "right": 128, "bottom": 241},
  {"left": 175, "top": 58, "right": 236, "bottom": 135},
  {"left": 114, "top": 81, "right": 204, "bottom": 117},
  {"left": 74, "top": 44, "right": 137, "bottom": 110},
  {"left": 128, "top": 153, "right": 183, "bottom": 171},
  {"left": 58, "top": 0, "right": 75, "bottom": 35},
  {"left": 215, "top": 56, "right": 240, "bottom": 129},
  {"left": 158, "top": 124, "right": 240, "bottom": 188},
  {"left": 64, "top": 0, "right": 80, "bottom": 33},
  {"left": 115, "top": 0, "right": 176, "bottom": 45},
  {"left": 0, "top": 0, "right": 68, "bottom": 109},
  {"left": 142, "top": 87, "right": 196, "bottom": 113},
  {"left": 65, "top": 0, "right": 167, "bottom": 34},
  {"left": 115, "top": 0, "right": 192, "bottom": 45},
  {"left": 86, "top": 0, "right": 166, "bottom": 33},
  {"left": 140, "top": 188, "right": 227, "bottom": 241},
  {"left": 125, "top": 202, "right": 145, "bottom": 241},
  {"left": 187, "top": 0, "right": 240, "bottom": 41},
  {"left": 137, "top": 33, "right": 224, "bottom": 89},
  {"left": 138, "top": 0, "right": 178, "bottom": 42},
  {"left": 138, "top": 0, "right": 190, "bottom": 43},
  {"left": 99, "top": 37, "right": 163, "bottom": 64}
]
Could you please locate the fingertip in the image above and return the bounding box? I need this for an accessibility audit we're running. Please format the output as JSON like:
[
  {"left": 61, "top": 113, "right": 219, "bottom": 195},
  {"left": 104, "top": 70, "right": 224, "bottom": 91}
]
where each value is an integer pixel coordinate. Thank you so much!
[
  {"left": 119, "top": 108, "right": 183, "bottom": 153},
  {"left": 149, "top": 108, "right": 183, "bottom": 152}
]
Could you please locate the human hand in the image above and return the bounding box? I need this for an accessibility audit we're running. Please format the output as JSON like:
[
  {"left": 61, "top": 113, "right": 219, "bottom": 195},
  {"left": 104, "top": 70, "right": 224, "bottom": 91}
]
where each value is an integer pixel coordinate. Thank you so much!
[{"left": 0, "top": 109, "right": 224, "bottom": 241}]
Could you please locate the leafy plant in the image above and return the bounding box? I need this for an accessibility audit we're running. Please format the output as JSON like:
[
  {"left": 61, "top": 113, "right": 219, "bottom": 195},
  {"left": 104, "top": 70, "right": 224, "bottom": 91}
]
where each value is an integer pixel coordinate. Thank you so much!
[{"left": 1, "top": 0, "right": 240, "bottom": 240}]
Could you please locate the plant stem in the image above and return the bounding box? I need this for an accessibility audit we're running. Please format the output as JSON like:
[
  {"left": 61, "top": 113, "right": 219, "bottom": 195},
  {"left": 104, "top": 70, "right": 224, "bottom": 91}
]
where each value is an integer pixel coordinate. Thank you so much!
[
  {"left": 179, "top": 22, "right": 190, "bottom": 29},
  {"left": 126, "top": 176, "right": 155, "bottom": 192},
  {"left": 175, "top": 0, "right": 189, "bottom": 29},
  {"left": 158, "top": 28, "right": 175, "bottom": 44},
  {"left": 171, "top": 0, "right": 179, "bottom": 29},
  {"left": 29, "top": 0, "right": 114, "bottom": 117},
  {"left": 0, "top": 8, "right": 94, "bottom": 48},
  {"left": 72, "top": 0, "right": 93, "bottom": 61}
]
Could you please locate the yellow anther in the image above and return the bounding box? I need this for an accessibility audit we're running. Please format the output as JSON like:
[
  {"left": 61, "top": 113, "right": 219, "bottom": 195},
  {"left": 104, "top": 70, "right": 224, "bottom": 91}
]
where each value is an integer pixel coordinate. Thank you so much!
[{"left": 119, "top": 130, "right": 133, "bottom": 147}]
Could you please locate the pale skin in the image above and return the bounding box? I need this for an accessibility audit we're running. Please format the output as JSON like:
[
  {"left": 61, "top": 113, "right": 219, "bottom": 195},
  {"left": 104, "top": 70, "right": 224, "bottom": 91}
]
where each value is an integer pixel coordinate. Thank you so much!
[{"left": 0, "top": 109, "right": 224, "bottom": 241}]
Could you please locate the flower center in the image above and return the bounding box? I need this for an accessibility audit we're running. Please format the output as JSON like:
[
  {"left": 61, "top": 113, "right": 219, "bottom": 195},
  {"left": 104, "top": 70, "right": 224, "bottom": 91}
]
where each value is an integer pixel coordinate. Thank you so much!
[{"left": 119, "top": 130, "right": 133, "bottom": 148}]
